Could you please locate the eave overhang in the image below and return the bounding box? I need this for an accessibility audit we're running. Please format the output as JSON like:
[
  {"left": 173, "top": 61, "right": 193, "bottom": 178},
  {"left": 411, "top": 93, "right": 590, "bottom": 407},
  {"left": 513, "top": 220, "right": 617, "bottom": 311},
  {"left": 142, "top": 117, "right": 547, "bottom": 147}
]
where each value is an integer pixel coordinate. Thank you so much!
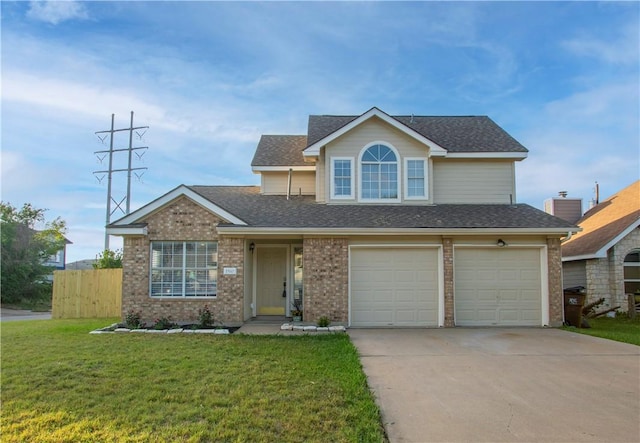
[
  {"left": 251, "top": 165, "right": 316, "bottom": 173},
  {"left": 216, "top": 226, "right": 580, "bottom": 236}
]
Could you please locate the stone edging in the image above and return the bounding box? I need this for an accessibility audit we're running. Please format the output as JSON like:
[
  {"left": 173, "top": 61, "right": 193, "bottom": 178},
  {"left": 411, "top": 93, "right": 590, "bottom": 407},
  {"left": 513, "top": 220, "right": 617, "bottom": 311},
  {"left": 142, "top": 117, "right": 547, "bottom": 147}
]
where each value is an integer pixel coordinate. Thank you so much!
[
  {"left": 281, "top": 324, "right": 346, "bottom": 332},
  {"left": 90, "top": 324, "right": 230, "bottom": 335}
]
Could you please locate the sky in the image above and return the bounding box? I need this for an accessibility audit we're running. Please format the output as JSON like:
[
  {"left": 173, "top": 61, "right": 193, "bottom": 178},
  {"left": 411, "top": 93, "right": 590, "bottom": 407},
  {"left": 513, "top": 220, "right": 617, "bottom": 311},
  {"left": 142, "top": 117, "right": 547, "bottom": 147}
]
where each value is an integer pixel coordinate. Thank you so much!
[{"left": 1, "top": 1, "right": 639, "bottom": 263}]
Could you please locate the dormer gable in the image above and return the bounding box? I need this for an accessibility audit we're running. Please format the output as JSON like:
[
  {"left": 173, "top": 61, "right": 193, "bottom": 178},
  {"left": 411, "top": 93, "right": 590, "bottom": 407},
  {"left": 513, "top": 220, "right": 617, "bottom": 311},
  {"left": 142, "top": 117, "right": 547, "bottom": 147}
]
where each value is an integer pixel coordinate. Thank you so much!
[{"left": 303, "top": 107, "right": 448, "bottom": 159}]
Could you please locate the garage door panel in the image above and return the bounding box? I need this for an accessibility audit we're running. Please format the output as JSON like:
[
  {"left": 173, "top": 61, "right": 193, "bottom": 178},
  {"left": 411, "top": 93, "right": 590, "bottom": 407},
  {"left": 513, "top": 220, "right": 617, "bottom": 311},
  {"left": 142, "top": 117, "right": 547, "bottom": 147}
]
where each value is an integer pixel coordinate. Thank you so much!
[
  {"left": 351, "top": 248, "right": 439, "bottom": 327},
  {"left": 455, "top": 248, "right": 542, "bottom": 326}
]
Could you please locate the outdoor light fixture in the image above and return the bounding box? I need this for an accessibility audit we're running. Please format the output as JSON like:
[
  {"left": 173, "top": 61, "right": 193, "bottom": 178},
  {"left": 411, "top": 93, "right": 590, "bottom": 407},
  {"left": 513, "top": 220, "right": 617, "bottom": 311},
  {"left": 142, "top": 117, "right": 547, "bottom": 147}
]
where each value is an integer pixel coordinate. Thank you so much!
[
  {"left": 249, "top": 242, "right": 255, "bottom": 253},
  {"left": 497, "top": 239, "right": 507, "bottom": 247}
]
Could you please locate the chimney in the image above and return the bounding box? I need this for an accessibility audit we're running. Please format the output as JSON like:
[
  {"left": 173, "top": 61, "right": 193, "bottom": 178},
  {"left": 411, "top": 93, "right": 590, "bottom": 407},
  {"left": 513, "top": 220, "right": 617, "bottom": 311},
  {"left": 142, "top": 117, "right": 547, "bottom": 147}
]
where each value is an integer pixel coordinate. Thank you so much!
[{"left": 544, "top": 191, "right": 583, "bottom": 224}]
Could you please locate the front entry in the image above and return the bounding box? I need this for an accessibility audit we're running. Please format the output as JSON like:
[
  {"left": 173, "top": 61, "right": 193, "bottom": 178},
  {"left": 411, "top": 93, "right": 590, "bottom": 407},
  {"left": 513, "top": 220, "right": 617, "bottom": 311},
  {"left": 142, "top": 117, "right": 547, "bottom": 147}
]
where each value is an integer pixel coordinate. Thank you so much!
[{"left": 256, "top": 246, "right": 288, "bottom": 315}]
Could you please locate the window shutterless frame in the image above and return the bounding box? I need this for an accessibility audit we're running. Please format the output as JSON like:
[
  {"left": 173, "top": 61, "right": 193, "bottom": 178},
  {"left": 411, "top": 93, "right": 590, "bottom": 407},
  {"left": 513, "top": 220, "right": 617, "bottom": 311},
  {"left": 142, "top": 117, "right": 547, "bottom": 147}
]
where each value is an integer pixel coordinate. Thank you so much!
[
  {"left": 330, "top": 157, "right": 355, "bottom": 199},
  {"left": 358, "top": 142, "right": 401, "bottom": 203},
  {"left": 404, "top": 157, "right": 428, "bottom": 200},
  {"left": 149, "top": 241, "right": 218, "bottom": 297}
]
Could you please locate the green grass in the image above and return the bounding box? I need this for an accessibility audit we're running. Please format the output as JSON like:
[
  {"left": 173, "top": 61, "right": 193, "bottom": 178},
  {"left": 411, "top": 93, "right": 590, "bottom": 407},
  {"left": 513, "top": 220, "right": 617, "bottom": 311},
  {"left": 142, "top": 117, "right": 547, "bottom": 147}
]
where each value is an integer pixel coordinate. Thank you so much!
[
  {"left": 1, "top": 319, "right": 385, "bottom": 442},
  {"left": 563, "top": 315, "right": 640, "bottom": 346}
]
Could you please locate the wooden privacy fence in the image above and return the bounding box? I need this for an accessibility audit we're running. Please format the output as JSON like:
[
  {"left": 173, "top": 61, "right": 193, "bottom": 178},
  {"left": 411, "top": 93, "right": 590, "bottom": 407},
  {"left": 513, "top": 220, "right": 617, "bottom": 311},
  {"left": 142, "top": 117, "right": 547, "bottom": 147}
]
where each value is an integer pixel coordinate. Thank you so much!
[{"left": 52, "top": 269, "right": 122, "bottom": 319}]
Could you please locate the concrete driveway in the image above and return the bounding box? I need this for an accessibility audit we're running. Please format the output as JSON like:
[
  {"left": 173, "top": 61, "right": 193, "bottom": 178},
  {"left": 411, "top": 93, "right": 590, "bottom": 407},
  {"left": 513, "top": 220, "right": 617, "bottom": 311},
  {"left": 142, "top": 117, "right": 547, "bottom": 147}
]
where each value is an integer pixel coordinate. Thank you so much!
[{"left": 349, "top": 328, "right": 640, "bottom": 443}]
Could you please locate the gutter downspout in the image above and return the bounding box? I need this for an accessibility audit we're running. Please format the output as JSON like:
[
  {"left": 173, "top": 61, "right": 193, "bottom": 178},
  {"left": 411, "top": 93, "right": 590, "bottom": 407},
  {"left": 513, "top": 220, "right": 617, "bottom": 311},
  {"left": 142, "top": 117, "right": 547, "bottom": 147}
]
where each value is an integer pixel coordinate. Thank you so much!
[
  {"left": 561, "top": 231, "right": 574, "bottom": 243},
  {"left": 286, "top": 168, "right": 292, "bottom": 200}
]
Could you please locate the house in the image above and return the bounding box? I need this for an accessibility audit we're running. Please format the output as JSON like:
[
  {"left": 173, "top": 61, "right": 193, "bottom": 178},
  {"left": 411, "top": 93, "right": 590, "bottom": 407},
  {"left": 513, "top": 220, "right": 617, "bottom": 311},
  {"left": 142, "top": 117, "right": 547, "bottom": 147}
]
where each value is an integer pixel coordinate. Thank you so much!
[
  {"left": 561, "top": 180, "right": 640, "bottom": 311},
  {"left": 107, "top": 107, "right": 578, "bottom": 327}
]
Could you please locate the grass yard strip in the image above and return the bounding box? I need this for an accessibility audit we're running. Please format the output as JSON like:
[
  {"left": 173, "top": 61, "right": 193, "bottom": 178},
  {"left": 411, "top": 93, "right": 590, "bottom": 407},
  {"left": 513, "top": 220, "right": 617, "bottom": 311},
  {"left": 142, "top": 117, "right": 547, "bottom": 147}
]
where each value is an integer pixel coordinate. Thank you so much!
[
  {"left": 563, "top": 316, "right": 640, "bottom": 346},
  {"left": 1, "top": 319, "right": 385, "bottom": 443}
]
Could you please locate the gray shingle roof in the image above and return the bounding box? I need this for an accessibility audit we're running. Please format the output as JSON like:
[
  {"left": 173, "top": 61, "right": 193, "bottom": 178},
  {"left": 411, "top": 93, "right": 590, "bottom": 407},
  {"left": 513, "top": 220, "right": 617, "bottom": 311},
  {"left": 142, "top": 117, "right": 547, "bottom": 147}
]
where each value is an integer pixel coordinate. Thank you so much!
[
  {"left": 251, "top": 135, "right": 307, "bottom": 167},
  {"left": 307, "top": 114, "right": 528, "bottom": 153},
  {"left": 189, "top": 186, "right": 573, "bottom": 230}
]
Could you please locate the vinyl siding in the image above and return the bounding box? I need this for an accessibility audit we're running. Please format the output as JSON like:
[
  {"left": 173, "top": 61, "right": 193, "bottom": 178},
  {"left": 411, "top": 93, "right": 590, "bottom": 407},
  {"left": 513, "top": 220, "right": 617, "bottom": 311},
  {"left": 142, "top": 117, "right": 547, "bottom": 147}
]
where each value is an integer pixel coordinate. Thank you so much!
[
  {"left": 260, "top": 171, "right": 315, "bottom": 196},
  {"left": 432, "top": 159, "right": 515, "bottom": 204},
  {"left": 562, "top": 260, "right": 586, "bottom": 289},
  {"left": 321, "top": 117, "right": 432, "bottom": 203}
]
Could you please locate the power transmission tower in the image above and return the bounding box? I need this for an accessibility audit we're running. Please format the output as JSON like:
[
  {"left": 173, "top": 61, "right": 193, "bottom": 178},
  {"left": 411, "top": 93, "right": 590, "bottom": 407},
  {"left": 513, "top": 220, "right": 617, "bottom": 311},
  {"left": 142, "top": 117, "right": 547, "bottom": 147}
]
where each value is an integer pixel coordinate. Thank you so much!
[{"left": 94, "top": 111, "right": 149, "bottom": 250}]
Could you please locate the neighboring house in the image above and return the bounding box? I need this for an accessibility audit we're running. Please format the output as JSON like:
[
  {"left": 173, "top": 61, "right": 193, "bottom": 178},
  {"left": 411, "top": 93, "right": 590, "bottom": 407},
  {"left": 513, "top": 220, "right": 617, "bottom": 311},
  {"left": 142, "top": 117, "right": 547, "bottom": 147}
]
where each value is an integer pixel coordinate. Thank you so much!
[
  {"left": 107, "top": 107, "right": 578, "bottom": 327},
  {"left": 561, "top": 180, "right": 640, "bottom": 311},
  {"left": 66, "top": 259, "right": 98, "bottom": 270}
]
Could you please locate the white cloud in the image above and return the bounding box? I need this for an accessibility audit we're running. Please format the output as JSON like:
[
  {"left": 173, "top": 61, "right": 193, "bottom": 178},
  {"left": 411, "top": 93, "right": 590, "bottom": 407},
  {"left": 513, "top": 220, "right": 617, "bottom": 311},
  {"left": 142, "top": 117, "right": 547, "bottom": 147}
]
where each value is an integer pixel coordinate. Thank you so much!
[
  {"left": 562, "top": 22, "right": 639, "bottom": 65},
  {"left": 27, "top": 1, "right": 88, "bottom": 25}
]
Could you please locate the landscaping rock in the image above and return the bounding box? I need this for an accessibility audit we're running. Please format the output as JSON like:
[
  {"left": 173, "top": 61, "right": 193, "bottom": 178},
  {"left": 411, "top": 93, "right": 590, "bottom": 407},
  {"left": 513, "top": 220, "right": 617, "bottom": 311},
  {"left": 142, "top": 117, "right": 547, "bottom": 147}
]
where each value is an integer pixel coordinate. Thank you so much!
[
  {"left": 281, "top": 324, "right": 293, "bottom": 330},
  {"left": 214, "top": 329, "right": 229, "bottom": 334},
  {"left": 167, "top": 328, "right": 183, "bottom": 334},
  {"left": 114, "top": 328, "right": 131, "bottom": 333},
  {"left": 146, "top": 329, "right": 167, "bottom": 333},
  {"left": 303, "top": 326, "right": 317, "bottom": 331},
  {"left": 329, "top": 326, "right": 346, "bottom": 332},
  {"left": 317, "top": 327, "right": 329, "bottom": 332},
  {"left": 131, "top": 329, "right": 147, "bottom": 333}
]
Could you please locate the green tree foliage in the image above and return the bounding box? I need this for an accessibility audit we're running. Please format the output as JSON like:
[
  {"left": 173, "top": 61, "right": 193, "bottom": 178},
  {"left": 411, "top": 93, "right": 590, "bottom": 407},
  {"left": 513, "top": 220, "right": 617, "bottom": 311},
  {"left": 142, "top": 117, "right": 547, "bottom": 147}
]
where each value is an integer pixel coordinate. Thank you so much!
[
  {"left": 1, "top": 202, "right": 67, "bottom": 304},
  {"left": 93, "top": 249, "right": 123, "bottom": 269}
]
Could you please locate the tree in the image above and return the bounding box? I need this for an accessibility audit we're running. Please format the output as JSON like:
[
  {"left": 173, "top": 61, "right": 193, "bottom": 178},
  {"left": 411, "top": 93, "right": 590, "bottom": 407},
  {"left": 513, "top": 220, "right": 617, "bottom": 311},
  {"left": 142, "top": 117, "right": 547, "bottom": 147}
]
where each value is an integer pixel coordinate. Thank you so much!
[
  {"left": 93, "top": 249, "right": 123, "bottom": 269},
  {"left": 1, "top": 202, "right": 67, "bottom": 304}
]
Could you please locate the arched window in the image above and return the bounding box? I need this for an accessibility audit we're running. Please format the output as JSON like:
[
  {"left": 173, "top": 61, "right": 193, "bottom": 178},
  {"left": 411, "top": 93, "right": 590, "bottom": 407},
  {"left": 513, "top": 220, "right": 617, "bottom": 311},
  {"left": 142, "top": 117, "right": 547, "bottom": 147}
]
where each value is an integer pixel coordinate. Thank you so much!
[
  {"left": 360, "top": 144, "right": 398, "bottom": 200},
  {"left": 624, "top": 249, "right": 640, "bottom": 295}
]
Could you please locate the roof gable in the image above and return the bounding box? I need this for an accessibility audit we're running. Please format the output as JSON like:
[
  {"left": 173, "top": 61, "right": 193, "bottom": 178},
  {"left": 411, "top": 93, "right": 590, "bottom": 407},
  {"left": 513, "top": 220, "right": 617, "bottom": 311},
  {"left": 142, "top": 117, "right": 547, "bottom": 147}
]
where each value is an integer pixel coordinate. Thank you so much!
[
  {"left": 107, "top": 185, "right": 247, "bottom": 234},
  {"left": 563, "top": 180, "right": 640, "bottom": 260},
  {"left": 303, "top": 107, "right": 448, "bottom": 157},
  {"left": 304, "top": 107, "right": 528, "bottom": 158}
]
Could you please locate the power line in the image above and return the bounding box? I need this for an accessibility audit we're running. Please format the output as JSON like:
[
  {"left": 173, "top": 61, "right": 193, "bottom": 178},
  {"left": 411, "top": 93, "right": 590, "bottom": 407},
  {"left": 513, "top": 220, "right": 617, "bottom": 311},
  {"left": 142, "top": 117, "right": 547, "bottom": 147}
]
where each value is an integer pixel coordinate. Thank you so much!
[{"left": 93, "top": 111, "right": 149, "bottom": 250}]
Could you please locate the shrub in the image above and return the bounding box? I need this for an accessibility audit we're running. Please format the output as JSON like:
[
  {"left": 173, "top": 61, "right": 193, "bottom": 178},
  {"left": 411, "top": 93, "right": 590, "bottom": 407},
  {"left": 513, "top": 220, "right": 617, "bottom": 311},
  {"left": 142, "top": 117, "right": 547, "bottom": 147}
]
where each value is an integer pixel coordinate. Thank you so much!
[
  {"left": 317, "top": 316, "right": 331, "bottom": 327},
  {"left": 124, "top": 310, "right": 144, "bottom": 329},
  {"left": 153, "top": 316, "right": 177, "bottom": 330},
  {"left": 197, "top": 305, "right": 215, "bottom": 328}
]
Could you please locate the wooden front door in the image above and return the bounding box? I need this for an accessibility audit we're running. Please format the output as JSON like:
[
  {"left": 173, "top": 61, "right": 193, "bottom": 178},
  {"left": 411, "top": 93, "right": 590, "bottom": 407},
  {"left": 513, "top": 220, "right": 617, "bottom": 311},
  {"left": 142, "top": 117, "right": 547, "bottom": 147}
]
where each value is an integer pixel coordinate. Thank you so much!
[{"left": 256, "top": 246, "right": 287, "bottom": 315}]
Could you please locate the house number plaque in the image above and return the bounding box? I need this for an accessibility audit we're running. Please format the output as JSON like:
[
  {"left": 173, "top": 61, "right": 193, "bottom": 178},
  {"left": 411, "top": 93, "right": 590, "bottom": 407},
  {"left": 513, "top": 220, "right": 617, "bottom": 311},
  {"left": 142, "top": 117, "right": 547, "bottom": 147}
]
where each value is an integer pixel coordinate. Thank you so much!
[{"left": 223, "top": 267, "right": 237, "bottom": 275}]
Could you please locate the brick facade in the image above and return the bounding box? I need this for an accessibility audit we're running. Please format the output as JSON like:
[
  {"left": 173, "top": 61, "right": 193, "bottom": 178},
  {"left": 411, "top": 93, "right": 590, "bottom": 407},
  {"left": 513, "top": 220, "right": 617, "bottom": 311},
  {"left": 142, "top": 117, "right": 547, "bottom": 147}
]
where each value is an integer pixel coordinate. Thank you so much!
[
  {"left": 121, "top": 197, "right": 245, "bottom": 325},
  {"left": 302, "top": 237, "right": 349, "bottom": 323},
  {"left": 121, "top": 197, "right": 568, "bottom": 328},
  {"left": 547, "top": 237, "right": 563, "bottom": 326},
  {"left": 442, "top": 238, "right": 455, "bottom": 327}
]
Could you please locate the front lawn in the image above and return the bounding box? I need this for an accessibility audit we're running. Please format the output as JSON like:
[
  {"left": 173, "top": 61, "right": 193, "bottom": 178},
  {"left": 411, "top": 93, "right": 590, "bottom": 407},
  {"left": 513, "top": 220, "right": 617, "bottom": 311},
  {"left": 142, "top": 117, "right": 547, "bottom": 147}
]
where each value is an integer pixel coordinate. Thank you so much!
[
  {"left": 1, "top": 319, "right": 385, "bottom": 442},
  {"left": 563, "top": 315, "right": 640, "bottom": 346}
]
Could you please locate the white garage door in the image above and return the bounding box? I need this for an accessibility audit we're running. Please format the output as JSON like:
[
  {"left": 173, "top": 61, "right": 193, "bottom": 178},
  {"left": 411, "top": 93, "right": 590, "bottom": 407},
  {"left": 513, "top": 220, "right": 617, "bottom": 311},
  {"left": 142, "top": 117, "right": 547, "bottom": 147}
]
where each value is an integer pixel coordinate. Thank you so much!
[
  {"left": 350, "top": 248, "right": 439, "bottom": 327},
  {"left": 455, "top": 248, "right": 542, "bottom": 326}
]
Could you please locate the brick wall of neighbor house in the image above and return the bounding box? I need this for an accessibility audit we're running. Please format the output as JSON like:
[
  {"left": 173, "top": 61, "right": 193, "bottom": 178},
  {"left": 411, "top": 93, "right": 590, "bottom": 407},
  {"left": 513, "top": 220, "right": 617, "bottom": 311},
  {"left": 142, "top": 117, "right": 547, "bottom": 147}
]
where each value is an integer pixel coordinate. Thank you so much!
[
  {"left": 547, "top": 237, "right": 563, "bottom": 326},
  {"left": 303, "top": 237, "right": 349, "bottom": 323},
  {"left": 585, "top": 228, "right": 640, "bottom": 312},
  {"left": 121, "top": 196, "right": 244, "bottom": 325}
]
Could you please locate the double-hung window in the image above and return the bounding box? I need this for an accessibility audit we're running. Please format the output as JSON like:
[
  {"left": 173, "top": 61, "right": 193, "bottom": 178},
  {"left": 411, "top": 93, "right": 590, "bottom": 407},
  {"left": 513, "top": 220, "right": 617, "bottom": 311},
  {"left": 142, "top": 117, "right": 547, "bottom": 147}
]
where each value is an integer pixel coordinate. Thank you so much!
[
  {"left": 405, "top": 158, "right": 427, "bottom": 199},
  {"left": 150, "top": 241, "right": 218, "bottom": 297},
  {"left": 360, "top": 144, "right": 399, "bottom": 201},
  {"left": 330, "top": 157, "right": 354, "bottom": 199}
]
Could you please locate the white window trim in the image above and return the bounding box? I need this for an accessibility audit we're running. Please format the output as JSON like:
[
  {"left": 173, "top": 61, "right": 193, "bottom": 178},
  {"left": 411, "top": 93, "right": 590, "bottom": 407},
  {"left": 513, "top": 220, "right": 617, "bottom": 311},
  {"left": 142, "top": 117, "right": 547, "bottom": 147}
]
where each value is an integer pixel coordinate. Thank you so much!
[
  {"left": 330, "top": 156, "right": 355, "bottom": 200},
  {"left": 404, "top": 157, "right": 428, "bottom": 200},
  {"left": 357, "top": 141, "right": 401, "bottom": 203},
  {"left": 149, "top": 241, "right": 218, "bottom": 298}
]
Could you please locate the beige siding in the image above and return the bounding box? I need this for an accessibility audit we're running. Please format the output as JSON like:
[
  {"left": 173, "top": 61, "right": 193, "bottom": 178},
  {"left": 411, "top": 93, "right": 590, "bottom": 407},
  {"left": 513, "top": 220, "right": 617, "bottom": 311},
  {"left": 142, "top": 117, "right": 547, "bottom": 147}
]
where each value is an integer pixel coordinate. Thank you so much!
[
  {"left": 260, "top": 171, "right": 315, "bottom": 196},
  {"left": 322, "top": 117, "right": 432, "bottom": 203},
  {"left": 432, "top": 159, "right": 515, "bottom": 204},
  {"left": 562, "top": 260, "right": 586, "bottom": 289}
]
